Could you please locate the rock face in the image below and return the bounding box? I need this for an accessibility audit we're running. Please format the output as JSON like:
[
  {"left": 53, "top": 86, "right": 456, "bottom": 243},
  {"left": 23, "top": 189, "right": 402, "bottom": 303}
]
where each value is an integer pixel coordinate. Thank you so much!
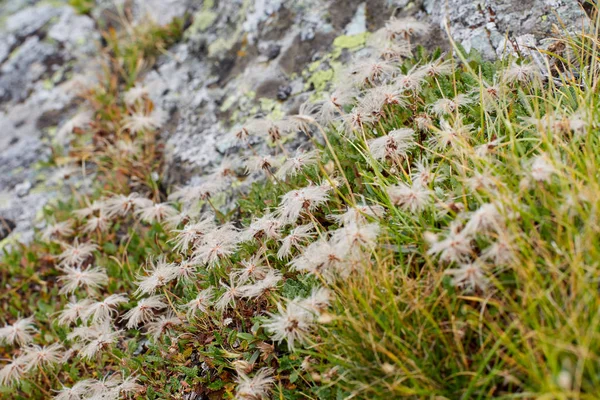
[{"left": 0, "top": 0, "right": 587, "bottom": 245}]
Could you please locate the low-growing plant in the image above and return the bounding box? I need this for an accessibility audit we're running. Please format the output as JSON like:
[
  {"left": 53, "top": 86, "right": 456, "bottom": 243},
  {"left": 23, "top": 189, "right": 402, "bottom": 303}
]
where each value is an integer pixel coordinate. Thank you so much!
[{"left": 2, "top": 3, "right": 600, "bottom": 400}]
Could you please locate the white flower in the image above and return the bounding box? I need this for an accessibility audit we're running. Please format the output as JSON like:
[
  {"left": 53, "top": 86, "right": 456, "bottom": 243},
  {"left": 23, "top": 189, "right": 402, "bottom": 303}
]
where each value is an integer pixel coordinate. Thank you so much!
[
  {"left": 57, "top": 239, "right": 98, "bottom": 267},
  {"left": 193, "top": 224, "right": 240, "bottom": 267},
  {"left": 122, "top": 108, "right": 166, "bottom": 133},
  {"left": 276, "top": 150, "right": 318, "bottom": 179},
  {"left": 426, "top": 222, "right": 472, "bottom": 263},
  {"left": 349, "top": 58, "right": 396, "bottom": 86},
  {"left": 481, "top": 234, "right": 516, "bottom": 265},
  {"left": 0, "top": 356, "right": 27, "bottom": 386},
  {"left": 463, "top": 203, "right": 505, "bottom": 236},
  {"left": 122, "top": 295, "right": 167, "bottom": 329},
  {"left": 414, "top": 114, "right": 433, "bottom": 131},
  {"left": 215, "top": 278, "right": 244, "bottom": 311},
  {"left": 411, "top": 160, "right": 444, "bottom": 186},
  {"left": 124, "top": 84, "right": 149, "bottom": 105},
  {"left": 277, "top": 224, "right": 316, "bottom": 260},
  {"left": 22, "top": 343, "right": 63, "bottom": 371},
  {"left": 339, "top": 109, "right": 375, "bottom": 135},
  {"left": 288, "top": 238, "right": 347, "bottom": 281},
  {"left": 503, "top": 62, "right": 540, "bottom": 84},
  {"left": 239, "top": 270, "right": 282, "bottom": 298},
  {"left": 135, "top": 202, "right": 178, "bottom": 224},
  {"left": 58, "top": 265, "right": 108, "bottom": 294},
  {"left": 277, "top": 185, "right": 331, "bottom": 224},
  {"left": 172, "top": 259, "right": 199, "bottom": 282},
  {"left": 385, "top": 17, "right": 429, "bottom": 39},
  {"left": 103, "top": 192, "right": 145, "bottom": 218},
  {"left": 330, "top": 222, "right": 380, "bottom": 250},
  {"left": 329, "top": 204, "right": 386, "bottom": 227},
  {"left": 56, "top": 111, "right": 93, "bottom": 143},
  {"left": 394, "top": 66, "right": 427, "bottom": 92},
  {"left": 82, "top": 213, "right": 110, "bottom": 233},
  {"left": 243, "top": 213, "right": 282, "bottom": 241},
  {"left": 0, "top": 317, "right": 37, "bottom": 346},
  {"left": 57, "top": 299, "right": 93, "bottom": 326},
  {"left": 445, "top": 262, "right": 488, "bottom": 292},
  {"left": 79, "top": 326, "right": 122, "bottom": 360},
  {"left": 145, "top": 312, "right": 182, "bottom": 340},
  {"left": 317, "top": 87, "right": 356, "bottom": 125},
  {"left": 530, "top": 155, "right": 556, "bottom": 182},
  {"left": 41, "top": 220, "right": 74, "bottom": 241},
  {"left": 54, "top": 380, "right": 92, "bottom": 400},
  {"left": 430, "top": 94, "right": 472, "bottom": 117},
  {"left": 83, "top": 294, "right": 128, "bottom": 324},
  {"left": 73, "top": 200, "right": 105, "bottom": 220},
  {"left": 245, "top": 155, "right": 282, "bottom": 174},
  {"left": 135, "top": 257, "right": 178, "bottom": 295},
  {"left": 184, "top": 288, "right": 214, "bottom": 318},
  {"left": 235, "top": 367, "right": 274, "bottom": 400},
  {"left": 387, "top": 183, "right": 433, "bottom": 213},
  {"left": 428, "top": 118, "right": 473, "bottom": 151},
  {"left": 419, "top": 57, "right": 453, "bottom": 77},
  {"left": 232, "top": 254, "right": 271, "bottom": 282},
  {"left": 368, "top": 128, "right": 415, "bottom": 162},
  {"left": 170, "top": 217, "right": 217, "bottom": 252},
  {"left": 299, "top": 287, "right": 331, "bottom": 314},
  {"left": 263, "top": 300, "right": 314, "bottom": 351}
]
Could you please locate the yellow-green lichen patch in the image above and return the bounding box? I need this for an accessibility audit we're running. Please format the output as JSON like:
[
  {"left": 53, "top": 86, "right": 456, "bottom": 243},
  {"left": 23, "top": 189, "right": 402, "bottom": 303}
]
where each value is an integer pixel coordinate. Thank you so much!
[{"left": 190, "top": 10, "right": 218, "bottom": 33}]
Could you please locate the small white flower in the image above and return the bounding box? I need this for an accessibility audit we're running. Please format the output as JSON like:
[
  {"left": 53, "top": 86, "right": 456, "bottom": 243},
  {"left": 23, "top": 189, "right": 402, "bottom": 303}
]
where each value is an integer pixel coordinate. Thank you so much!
[
  {"left": 239, "top": 270, "right": 282, "bottom": 298},
  {"left": 41, "top": 220, "right": 74, "bottom": 241},
  {"left": 58, "top": 265, "right": 108, "bottom": 294},
  {"left": 57, "top": 239, "right": 98, "bottom": 267},
  {"left": 103, "top": 193, "right": 144, "bottom": 218},
  {"left": 277, "top": 224, "right": 316, "bottom": 259},
  {"left": 385, "top": 17, "right": 429, "bottom": 40},
  {"left": 419, "top": 57, "right": 453, "bottom": 77},
  {"left": 503, "top": 62, "right": 540, "bottom": 84},
  {"left": 193, "top": 224, "right": 240, "bottom": 267},
  {"left": 387, "top": 182, "right": 433, "bottom": 213},
  {"left": 235, "top": 367, "right": 274, "bottom": 400},
  {"left": 122, "top": 108, "right": 166, "bottom": 133},
  {"left": 0, "top": 356, "right": 27, "bottom": 386},
  {"left": 245, "top": 155, "right": 282, "bottom": 174},
  {"left": 124, "top": 84, "right": 149, "bottom": 105},
  {"left": 430, "top": 94, "right": 472, "bottom": 117},
  {"left": 82, "top": 213, "right": 110, "bottom": 233},
  {"left": 145, "top": 312, "right": 182, "bottom": 340},
  {"left": 184, "top": 288, "right": 214, "bottom": 318},
  {"left": 122, "top": 296, "right": 167, "bottom": 329},
  {"left": 530, "top": 154, "right": 556, "bottom": 182},
  {"left": 215, "top": 278, "right": 244, "bottom": 311},
  {"left": 23, "top": 343, "right": 63, "bottom": 371},
  {"left": 429, "top": 118, "right": 473, "bottom": 152},
  {"left": 368, "top": 128, "right": 415, "bottom": 162},
  {"left": 263, "top": 300, "right": 314, "bottom": 351},
  {"left": 276, "top": 150, "right": 318, "bottom": 179},
  {"left": 83, "top": 294, "right": 128, "bottom": 324},
  {"left": 135, "top": 257, "right": 178, "bottom": 296},
  {"left": 427, "top": 222, "right": 472, "bottom": 263},
  {"left": 277, "top": 185, "right": 331, "bottom": 224},
  {"left": 445, "top": 262, "right": 488, "bottom": 292},
  {"left": 0, "top": 317, "right": 37, "bottom": 346},
  {"left": 135, "top": 202, "right": 178, "bottom": 224},
  {"left": 57, "top": 299, "right": 93, "bottom": 326},
  {"left": 170, "top": 217, "right": 217, "bottom": 252}
]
